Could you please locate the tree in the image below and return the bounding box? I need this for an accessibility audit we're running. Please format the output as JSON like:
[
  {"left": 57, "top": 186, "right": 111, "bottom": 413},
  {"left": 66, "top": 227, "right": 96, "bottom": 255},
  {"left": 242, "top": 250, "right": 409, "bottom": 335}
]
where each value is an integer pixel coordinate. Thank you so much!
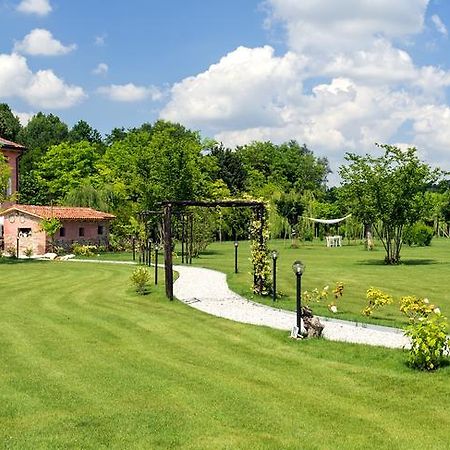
[
  {"left": 18, "top": 112, "right": 69, "bottom": 204},
  {"left": 210, "top": 144, "right": 247, "bottom": 194},
  {"left": 0, "top": 153, "right": 11, "bottom": 204},
  {"left": 339, "top": 144, "right": 440, "bottom": 264},
  {"left": 39, "top": 217, "right": 62, "bottom": 252},
  {"left": 0, "top": 103, "right": 22, "bottom": 141},
  {"left": 32, "top": 141, "right": 102, "bottom": 203},
  {"left": 68, "top": 120, "right": 103, "bottom": 145}
]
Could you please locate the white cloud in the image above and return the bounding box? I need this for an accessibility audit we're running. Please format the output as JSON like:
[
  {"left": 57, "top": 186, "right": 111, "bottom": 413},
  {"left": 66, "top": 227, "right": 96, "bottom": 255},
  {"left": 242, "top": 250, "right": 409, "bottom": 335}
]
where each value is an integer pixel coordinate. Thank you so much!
[
  {"left": 161, "top": 0, "right": 450, "bottom": 180},
  {"left": 23, "top": 69, "right": 86, "bottom": 108},
  {"left": 0, "top": 52, "right": 86, "bottom": 108},
  {"left": 93, "top": 63, "right": 108, "bottom": 76},
  {"left": 14, "top": 29, "right": 77, "bottom": 56},
  {"left": 16, "top": 0, "right": 52, "bottom": 16},
  {"left": 266, "top": 0, "right": 429, "bottom": 54},
  {"left": 431, "top": 14, "right": 448, "bottom": 37},
  {"left": 97, "top": 83, "right": 162, "bottom": 102},
  {"left": 12, "top": 110, "right": 34, "bottom": 126},
  {"left": 94, "top": 34, "right": 107, "bottom": 46},
  {"left": 162, "top": 46, "right": 306, "bottom": 129}
]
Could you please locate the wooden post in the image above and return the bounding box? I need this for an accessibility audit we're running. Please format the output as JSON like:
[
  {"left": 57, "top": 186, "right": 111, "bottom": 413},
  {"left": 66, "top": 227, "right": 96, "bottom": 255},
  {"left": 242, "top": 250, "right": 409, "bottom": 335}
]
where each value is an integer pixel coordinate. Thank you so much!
[
  {"left": 181, "top": 214, "right": 185, "bottom": 264},
  {"left": 189, "top": 213, "right": 193, "bottom": 264},
  {"left": 163, "top": 203, "right": 173, "bottom": 300}
]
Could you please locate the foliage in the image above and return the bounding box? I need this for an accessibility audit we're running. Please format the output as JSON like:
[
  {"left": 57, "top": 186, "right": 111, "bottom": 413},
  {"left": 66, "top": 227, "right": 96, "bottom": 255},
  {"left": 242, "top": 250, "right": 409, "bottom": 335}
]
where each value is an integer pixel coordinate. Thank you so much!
[
  {"left": 209, "top": 144, "right": 247, "bottom": 195},
  {"left": 363, "top": 288, "right": 394, "bottom": 316},
  {"left": 39, "top": 217, "right": 62, "bottom": 251},
  {"left": 249, "top": 204, "right": 271, "bottom": 295},
  {"left": 18, "top": 112, "right": 69, "bottom": 203},
  {"left": 275, "top": 190, "right": 304, "bottom": 230},
  {"left": 32, "top": 141, "right": 102, "bottom": 202},
  {"left": 0, "top": 153, "right": 11, "bottom": 204},
  {"left": 403, "top": 222, "right": 434, "bottom": 247},
  {"left": 0, "top": 103, "right": 21, "bottom": 141},
  {"left": 68, "top": 120, "right": 103, "bottom": 145},
  {"left": 6, "top": 246, "right": 17, "bottom": 258},
  {"left": 130, "top": 266, "right": 151, "bottom": 294},
  {"left": 400, "top": 296, "right": 449, "bottom": 370},
  {"left": 24, "top": 247, "right": 33, "bottom": 258},
  {"left": 339, "top": 144, "right": 440, "bottom": 264},
  {"left": 303, "top": 281, "right": 344, "bottom": 313},
  {"left": 72, "top": 243, "right": 97, "bottom": 257},
  {"left": 239, "top": 140, "right": 329, "bottom": 195}
]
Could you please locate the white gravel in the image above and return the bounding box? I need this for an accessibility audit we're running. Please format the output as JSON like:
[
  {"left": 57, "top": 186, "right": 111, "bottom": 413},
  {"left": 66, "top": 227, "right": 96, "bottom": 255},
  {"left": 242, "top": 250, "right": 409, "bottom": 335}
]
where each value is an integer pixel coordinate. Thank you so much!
[{"left": 173, "top": 265, "right": 410, "bottom": 350}]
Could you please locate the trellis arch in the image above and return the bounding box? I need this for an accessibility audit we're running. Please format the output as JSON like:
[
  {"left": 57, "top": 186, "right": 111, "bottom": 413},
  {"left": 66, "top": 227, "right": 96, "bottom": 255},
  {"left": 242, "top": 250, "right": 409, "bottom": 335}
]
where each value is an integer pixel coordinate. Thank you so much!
[{"left": 159, "top": 200, "right": 266, "bottom": 300}]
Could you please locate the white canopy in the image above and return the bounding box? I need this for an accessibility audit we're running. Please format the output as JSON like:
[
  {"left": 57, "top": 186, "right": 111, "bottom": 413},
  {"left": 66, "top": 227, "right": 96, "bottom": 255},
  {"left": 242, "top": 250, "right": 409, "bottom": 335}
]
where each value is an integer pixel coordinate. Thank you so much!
[{"left": 304, "top": 214, "right": 352, "bottom": 225}]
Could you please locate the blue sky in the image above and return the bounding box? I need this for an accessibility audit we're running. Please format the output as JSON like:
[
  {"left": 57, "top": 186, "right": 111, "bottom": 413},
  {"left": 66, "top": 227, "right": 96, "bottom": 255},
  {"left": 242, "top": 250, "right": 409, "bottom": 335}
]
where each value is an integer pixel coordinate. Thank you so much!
[{"left": 1, "top": 0, "right": 450, "bottom": 182}]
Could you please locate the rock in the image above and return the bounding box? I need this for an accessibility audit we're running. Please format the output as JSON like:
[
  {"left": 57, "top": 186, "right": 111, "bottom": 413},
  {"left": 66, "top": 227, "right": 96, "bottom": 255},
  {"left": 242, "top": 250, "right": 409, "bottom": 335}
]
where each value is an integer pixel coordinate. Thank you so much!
[{"left": 302, "top": 308, "right": 324, "bottom": 338}]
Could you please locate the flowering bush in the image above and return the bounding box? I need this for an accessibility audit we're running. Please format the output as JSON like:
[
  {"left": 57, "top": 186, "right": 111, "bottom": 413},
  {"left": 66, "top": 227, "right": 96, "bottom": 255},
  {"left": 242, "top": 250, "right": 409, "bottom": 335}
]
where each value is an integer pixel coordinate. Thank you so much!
[
  {"left": 249, "top": 203, "right": 271, "bottom": 296},
  {"left": 303, "top": 282, "right": 344, "bottom": 313},
  {"left": 72, "top": 243, "right": 97, "bottom": 257},
  {"left": 400, "top": 296, "right": 448, "bottom": 371},
  {"left": 130, "top": 267, "right": 151, "bottom": 295},
  {"left": 363, "top": 288, "right": 393, "bottom": 316}
]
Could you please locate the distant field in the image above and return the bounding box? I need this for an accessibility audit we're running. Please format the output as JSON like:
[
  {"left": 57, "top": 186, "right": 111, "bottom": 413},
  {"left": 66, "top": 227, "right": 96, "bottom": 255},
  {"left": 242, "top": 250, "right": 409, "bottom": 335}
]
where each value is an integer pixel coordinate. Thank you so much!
[{"left": 1, "top": 259, "right": 450, "bottom": 449}]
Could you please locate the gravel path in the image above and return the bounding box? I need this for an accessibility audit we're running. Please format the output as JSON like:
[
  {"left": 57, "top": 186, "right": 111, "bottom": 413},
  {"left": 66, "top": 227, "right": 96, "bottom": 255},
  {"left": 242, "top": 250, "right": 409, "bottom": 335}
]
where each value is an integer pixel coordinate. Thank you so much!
[
  {"left": 66, "top": 259, "right": 410, "bottom": 349},
  {"left": 173, "top": 265, "right": 410, "bottom": 349}
]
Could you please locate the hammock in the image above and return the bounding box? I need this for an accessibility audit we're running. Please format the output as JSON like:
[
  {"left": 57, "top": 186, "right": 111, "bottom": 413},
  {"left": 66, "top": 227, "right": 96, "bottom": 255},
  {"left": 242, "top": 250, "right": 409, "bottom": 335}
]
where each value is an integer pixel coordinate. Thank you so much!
[{"left": 304, "top": 214, "right": 352, "bottom": 225}]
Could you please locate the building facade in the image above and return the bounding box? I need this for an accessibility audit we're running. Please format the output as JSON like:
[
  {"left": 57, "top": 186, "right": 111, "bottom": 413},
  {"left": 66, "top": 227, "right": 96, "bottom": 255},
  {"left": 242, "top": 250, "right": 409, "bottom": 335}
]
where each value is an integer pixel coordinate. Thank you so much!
[{"left": 0, "top": 205, "right": 115, "bottom": 256}]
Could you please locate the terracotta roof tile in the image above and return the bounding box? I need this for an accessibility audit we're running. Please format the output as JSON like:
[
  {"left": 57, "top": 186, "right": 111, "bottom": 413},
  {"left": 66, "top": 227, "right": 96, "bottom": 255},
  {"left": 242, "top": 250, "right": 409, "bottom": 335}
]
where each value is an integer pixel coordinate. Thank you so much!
[
  {"left": 0, "top": 137, "right": 26, "bottom": 151},
  {"left": 0, "top": 204, "right": 115, "bottom": 221}
]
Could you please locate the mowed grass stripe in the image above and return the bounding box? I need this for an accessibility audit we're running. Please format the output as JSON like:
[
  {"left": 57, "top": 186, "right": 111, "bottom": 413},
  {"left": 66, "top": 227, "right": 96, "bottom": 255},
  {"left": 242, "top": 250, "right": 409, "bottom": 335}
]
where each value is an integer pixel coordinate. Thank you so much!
[{"left": 1, "top": 260, "right": 450, "bottom": 449}]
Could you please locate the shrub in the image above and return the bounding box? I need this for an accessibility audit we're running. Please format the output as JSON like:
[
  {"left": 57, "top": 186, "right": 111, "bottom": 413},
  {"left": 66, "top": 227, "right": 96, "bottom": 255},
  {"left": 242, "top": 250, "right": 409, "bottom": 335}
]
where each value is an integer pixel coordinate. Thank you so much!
[
  {"left": 72, "top": 243, "right": 97, "bottom": 257},
  {"left": 363, "top": 288, "right": 393, "bottom": 316},
  {"left": 400, "top": 296, "right": 449, "bottom": 371},
  {"left": 303, "top": 281, "right": 344, "bottom": 313},
  {"left": 6, "top": 246, "right": 17, "bottom": 258},
  {"left": 24, "top": 247, "right": 33, "bottom": 258},
  {"left": 130, "top": 267, "right": 151, "bottom": 295},
  {"left": 403, "top": 222, "right": 433, "bottom": 247}
]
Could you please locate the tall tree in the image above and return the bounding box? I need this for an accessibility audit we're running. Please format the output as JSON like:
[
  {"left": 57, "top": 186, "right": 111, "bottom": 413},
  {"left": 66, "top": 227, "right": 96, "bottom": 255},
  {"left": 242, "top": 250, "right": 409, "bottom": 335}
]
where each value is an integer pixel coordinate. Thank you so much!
[
  {"left": 339, "top": 144, "right": 440, "bottom": 264},
  {"left": 68, "top": 120, "right": 103, "bottom": 145},
  {"left": 18, "top": 112, "right": 69, "bottom": 204},
  {"left": 0, "top": 104, "right": 22, "bottom": 141},
  {"left": 32, "top": 141, "right": 102, "bottom": 203},
  {"left": 210, "top": 144, "right": 247, "bottom": 195},
  {"left": 0, "top": 153, "right": 11, "bottom": 204}
]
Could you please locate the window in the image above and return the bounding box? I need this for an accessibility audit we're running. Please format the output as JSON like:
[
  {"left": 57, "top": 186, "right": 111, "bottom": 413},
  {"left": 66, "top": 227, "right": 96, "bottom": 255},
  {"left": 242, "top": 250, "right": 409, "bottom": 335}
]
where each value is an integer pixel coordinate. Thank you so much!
[
  {"left": 59, "top": 227, "right": 66, "bottom": 237},
  {"left": 98, "top": 225, "right": 104, "bottom": 235},
  {"left": 79, "top": 227, "right": 85, "bottom": 237},
  {"left": 18, "top": 228, "right": 32, "bottom": 238}
]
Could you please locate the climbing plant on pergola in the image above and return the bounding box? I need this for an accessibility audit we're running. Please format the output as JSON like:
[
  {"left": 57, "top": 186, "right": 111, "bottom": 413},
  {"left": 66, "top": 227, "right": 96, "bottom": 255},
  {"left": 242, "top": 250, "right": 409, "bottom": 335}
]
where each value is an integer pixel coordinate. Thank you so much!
[{"left": 159, "top": 199, "right": 269, "bottom": 300}]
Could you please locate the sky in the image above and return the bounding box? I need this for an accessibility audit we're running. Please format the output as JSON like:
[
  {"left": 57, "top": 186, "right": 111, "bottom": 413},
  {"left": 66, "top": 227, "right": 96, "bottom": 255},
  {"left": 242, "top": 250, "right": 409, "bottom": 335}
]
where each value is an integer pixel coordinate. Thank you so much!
[{"left": 1, "top": 0, "right": 450, "bottom": 184}]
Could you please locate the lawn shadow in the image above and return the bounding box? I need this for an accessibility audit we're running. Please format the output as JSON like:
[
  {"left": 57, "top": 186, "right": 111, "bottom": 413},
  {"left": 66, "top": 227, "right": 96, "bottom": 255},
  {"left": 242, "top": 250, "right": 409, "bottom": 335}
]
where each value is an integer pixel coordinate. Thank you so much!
[
  {"left": 357, "top": 258, "right": 438, "bottom": 266},
  {"left": 0, "top": 257, "right": 41, "bottom": 265},
  {"left": 198, "top": 249, "right": 222, "bottom": 257}
]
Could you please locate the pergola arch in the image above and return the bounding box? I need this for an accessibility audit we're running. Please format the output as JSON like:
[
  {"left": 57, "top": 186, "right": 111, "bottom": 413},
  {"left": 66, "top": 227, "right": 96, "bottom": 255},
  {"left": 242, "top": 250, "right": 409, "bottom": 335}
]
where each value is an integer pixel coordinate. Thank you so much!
[{"left": 159, "top": 200, "right": 266, "bottom": 300}]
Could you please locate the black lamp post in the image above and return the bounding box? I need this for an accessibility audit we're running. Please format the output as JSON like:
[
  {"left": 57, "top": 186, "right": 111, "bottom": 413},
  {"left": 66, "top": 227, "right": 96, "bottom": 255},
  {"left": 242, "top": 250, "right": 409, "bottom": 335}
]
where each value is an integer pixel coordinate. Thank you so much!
[
  {"left": 132, "top": 235, "right": 136, "bottom": 261},
  {"left": 154, "top": 244, "right": 159, "bottom": 285},
  {"left": 234, "top": 241, "right": 239, "bottom": 273},
  {"left": 271, "top": 250, "right": 278, "bottom": 301},
  {"left": 292, "top": 260, "right": 305, "bottom": 336}
]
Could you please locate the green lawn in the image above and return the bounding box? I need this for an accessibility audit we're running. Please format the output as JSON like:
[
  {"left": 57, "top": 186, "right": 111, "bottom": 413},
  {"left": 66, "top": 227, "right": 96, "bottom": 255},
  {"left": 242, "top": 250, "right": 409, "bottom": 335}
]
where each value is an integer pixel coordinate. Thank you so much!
[
  {"left": 188, "top": 238, "right": 450, "bottom": 327},
  {"left": 1, "top": 259, "right": 450, "bottom": 449}
]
